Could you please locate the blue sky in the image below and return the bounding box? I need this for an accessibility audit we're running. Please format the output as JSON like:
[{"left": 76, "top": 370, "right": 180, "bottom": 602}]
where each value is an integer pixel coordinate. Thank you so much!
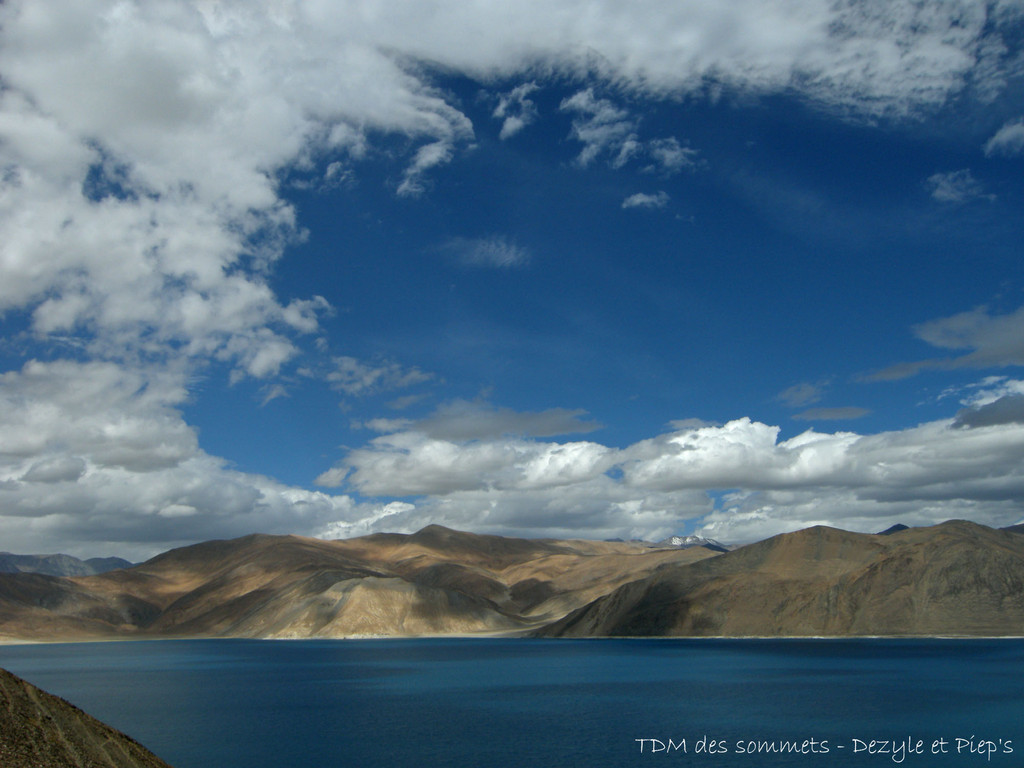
[{"left": 2, "top": 0, "right": 1024, "bottom": 558}]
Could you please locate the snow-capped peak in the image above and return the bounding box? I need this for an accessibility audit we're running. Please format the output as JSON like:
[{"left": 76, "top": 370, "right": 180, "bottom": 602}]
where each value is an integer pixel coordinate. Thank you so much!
[{"left": 653, "top": 534, "right": 729, "bottom": 552}]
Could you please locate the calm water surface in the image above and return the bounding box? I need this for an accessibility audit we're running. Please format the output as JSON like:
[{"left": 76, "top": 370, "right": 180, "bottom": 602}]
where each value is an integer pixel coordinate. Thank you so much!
[{"left": 0, "top": 638, "right": 1021, "bottom": 768}]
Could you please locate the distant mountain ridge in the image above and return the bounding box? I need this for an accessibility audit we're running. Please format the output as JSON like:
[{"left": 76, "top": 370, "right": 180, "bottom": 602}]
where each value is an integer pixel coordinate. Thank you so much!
[
  {"left": 0, "top": 552, "right": 134, "bottom": 578},
  {"left": 0, "top": 521, "right": 1022, "bottom": 641},
  {"left": 0, "top": 526, "right": 712, "bottom": 641}
]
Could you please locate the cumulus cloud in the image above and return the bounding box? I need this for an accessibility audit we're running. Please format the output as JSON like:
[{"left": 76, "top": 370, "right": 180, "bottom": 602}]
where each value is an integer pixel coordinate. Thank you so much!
[
  {"left": 322, "top": 430, "right": 616, "bottom": 496},
  {"left": 984, "top": 117, "right": 1024, "bottom": 157},
  {"left": 309, "top": 402, "right": 1024, "bottom": 545},
  {"left": 622, "top": 191, "right": 670, "bottom": 209},
  {"left": 316, "top": 400, "right": 603, "bottom": 490},
  {"left": 0, "top": 360, "right": 358, "bottom": 558}
]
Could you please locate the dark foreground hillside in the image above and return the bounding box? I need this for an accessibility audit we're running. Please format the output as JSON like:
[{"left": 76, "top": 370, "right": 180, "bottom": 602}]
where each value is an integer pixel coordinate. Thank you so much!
[{"left": 0, "top": 667, "right": 173, "bottom": 768}]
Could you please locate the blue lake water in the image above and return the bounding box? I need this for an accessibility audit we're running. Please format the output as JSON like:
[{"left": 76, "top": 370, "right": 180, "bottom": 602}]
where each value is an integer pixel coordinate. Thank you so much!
[{"left": 0, "top": 638, "right": 1022, "bottom": 768}]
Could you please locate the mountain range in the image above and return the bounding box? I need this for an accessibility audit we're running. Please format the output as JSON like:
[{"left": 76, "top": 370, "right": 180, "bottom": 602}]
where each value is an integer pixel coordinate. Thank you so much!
[
  {"left": 0, "top": 553, "right": 135, "bottom": 578},
  {"left": 1, "top": 520, "right": 1022, "bottom": 641}
]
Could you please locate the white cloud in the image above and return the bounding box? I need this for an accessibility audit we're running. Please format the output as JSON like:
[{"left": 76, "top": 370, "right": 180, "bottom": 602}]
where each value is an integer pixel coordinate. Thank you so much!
[
  {"left": 559, "top": 91, "right": 700, "bottom": 176},
  {"left": 397, "top": 137, "right": 468, "bottom": 197},
  {"left": 317, "top": 401, "right": 605, "bottom": 493},
  {"left": 622, "top": 191, "right": 670, "bottom": 209},
  {"left": 0, "top": 360, "right": 196, "bottom": 472},
  {"left": 323, "top": 431, "right": 612, "bottom": 496},
  {"left": 984, "top": 117, "right": 1024, "bottom": 157},
  {"left": 925, "top": 168, "right": 991, "bottom": 202}
]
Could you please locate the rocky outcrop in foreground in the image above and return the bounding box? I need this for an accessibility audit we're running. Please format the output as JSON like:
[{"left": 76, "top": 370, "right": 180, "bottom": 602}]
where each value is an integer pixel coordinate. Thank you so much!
[{"left": 0, "top": 667, "right": 172, "bottom": 768}]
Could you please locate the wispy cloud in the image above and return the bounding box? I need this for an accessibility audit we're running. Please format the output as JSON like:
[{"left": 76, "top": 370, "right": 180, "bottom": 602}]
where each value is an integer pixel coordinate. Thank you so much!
[
  {"left": 792, "top": 407, "right": 871, "bottom": 421},
  {"left": 776, "top": 382, "right": 825, "bottom": 408},
  {"left": 440, "top": 236, "right": 531, "bottom": 268},
  {"left": 412, "top": 399, "right": 602, "bottom": 441},
  {"left": 645, "top": 137, "right": 700, "bottom": 175},
  {"left": 560, "top": 89, "right": 640, "bottom": 168},
  {"left": 925, "top": 169, "right": 992, "bottom": 203},
  {"left": 493, "top": 82, "right": 540, "bottom": 140},
  {"left": 327, "top": 356, "right": 434, "bottom": 397},
  {"left": 778, "top": 383, "right": 868, "bottom": 422},
  {"left": 560, "top": 90, "right": 700, "bottom": 176}
]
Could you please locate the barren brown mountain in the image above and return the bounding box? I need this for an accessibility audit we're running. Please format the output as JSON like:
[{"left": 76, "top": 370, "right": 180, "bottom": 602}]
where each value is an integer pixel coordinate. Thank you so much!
[
  {"left": 0, "top": 667, "right": 173, "bottom": 768},
  {"left": 0, "top": 525, "right": 715, "bottom": 641},
  {"left": 539, "top": 520, "right": 1024, "bottom": 637},
  {"left": 1, "top": 521, "right": 1021, "bottom": 641}
]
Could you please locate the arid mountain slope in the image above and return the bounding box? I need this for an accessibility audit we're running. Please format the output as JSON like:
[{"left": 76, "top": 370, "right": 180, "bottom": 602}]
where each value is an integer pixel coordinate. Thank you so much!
[
  {"left": 0, "top": 525, "right": 716, "bottom": 641},
  {"left": 539, "top": 520, "right": 1024, "bottom": 637},
  {"left": 3, "top": 521, "right": 1020, "bottom": 641},
  {"left": 0, "top": 667, "right": 173, "bottom": 768}
]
